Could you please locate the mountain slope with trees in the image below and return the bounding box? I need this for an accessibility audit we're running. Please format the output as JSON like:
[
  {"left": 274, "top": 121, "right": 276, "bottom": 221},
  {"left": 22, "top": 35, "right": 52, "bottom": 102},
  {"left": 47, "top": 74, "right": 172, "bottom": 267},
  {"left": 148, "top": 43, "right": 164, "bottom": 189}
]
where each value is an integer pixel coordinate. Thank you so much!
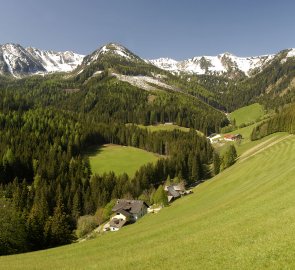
[{"left": 0, "top": 46, "right": 227, "bottom": 253}]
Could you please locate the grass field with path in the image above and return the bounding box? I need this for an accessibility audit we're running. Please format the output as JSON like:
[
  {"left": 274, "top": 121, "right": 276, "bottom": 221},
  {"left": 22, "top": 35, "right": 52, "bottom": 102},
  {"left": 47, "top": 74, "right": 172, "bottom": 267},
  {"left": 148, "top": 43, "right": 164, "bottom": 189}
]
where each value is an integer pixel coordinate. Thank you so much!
[
  {"left": 86, "top": 144, "right": 159, "bottom": 177},
  {"left": 223, "top": 121, "right": 287, "bottom": 156},
  {"left": 2, "top": 134, "right": 295, "bottom": 269},
  {"left": 230, "top": 103, "right": 265, "bottom": 126}
]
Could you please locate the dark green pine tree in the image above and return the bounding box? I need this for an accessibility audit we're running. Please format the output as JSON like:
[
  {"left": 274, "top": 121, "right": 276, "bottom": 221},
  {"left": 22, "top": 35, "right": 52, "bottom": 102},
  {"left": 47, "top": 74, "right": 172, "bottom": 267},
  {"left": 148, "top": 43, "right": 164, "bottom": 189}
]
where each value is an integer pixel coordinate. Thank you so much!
[
  {"left": 72, "top": 186, "right": 83, "bottom": 222},
  {"left": 190, "top": 154, "right": 200, "bottom": 183},
  {"left": 222, "top": 144, "right": 237, "bottom": 170},
  {"left": 45, "top": 198, "right": 73, "bottom": 247},
  {"left": 152, "top": 185, "right": 168, "bottom": 206},
  {"left": 227, "top": 144, "right": 237, "bottom": 166},
  {"left": 213, "top": 151, "right": 221, "bottom": 175},
  {"left": 26, "top": 188, "right": 49, "bottom": 250},
  {"left": 0, "top": 198, "right": 28, "bottom": 255}
]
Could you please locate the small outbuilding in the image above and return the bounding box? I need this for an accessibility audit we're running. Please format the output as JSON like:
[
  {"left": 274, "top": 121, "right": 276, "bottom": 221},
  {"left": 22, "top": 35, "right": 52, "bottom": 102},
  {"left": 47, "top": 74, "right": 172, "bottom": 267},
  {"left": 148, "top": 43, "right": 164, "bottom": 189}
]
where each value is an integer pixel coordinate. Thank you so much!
[
  {"left": 207, "top": 133, "right": 222, "bottom": 143},
  {"left": 224, "top": 134, "right": 242, "bottom": 141}
]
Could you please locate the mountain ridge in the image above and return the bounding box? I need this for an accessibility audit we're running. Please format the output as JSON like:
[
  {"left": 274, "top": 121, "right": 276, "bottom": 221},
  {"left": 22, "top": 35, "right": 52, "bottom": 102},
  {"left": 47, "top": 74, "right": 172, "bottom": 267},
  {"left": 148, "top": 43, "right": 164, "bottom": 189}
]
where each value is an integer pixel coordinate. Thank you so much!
[
  {"left": 0, "top": 43, "right": 84, "bottom": 77},
  {"left": 1, "top": 42, "right": 295, "bottom": 79},
  {"left": 150, "top": 51, "right": 290, "bottom": 77}
]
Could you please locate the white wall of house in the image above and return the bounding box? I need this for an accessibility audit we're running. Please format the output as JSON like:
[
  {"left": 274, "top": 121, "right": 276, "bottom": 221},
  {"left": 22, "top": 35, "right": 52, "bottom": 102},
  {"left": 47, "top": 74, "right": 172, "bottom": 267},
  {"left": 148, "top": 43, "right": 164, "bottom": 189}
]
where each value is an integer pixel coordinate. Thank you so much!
[
  {"left": 110, "top": 226, "right": 119, "bottom": 231},
  {"left": 112, "top": 213, "right": 128, "bottom": 221}
]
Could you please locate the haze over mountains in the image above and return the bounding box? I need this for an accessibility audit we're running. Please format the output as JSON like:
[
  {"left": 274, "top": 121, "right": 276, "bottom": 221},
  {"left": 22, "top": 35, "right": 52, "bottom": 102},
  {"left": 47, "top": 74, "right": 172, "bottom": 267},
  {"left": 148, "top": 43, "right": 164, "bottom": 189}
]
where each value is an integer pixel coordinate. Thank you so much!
[{"left": 0, "top": 42, "right": 295, "bottom": 78}]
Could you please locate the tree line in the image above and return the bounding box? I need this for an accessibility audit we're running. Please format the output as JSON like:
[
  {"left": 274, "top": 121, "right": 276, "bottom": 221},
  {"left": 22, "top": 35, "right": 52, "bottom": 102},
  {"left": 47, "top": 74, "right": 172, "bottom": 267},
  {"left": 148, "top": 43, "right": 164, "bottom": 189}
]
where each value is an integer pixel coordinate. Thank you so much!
[{"left": 251, "top": 102, "right": 295, "bottom": 140}]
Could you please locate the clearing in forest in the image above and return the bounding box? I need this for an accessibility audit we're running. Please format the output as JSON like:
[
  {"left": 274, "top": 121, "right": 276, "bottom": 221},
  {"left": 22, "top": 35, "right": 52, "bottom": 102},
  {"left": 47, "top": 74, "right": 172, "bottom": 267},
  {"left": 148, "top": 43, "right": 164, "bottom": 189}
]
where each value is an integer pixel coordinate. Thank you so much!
[
  {"left": 230, "top": 103, "right": 265, "bottom": 126},
  {"left": 86, "top": 144, "right": 159, "bottom": 177}
]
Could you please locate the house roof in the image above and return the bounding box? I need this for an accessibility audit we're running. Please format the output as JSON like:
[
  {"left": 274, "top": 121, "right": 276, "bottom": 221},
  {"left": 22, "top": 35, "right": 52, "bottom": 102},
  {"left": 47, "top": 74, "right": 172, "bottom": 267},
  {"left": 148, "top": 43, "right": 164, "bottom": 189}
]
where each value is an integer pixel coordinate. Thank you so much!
[
  {"left": 112, "top": 199, "right": 149, "bottom": 215},
  {"left": 167, "top": 186, "right": 181, "bottom": 198},
  {"left": 116, "top": 209, "right": 132, "bottom": 217},
  {"left": 224, "top": 134, "right": 235, "bottom": 139},
  {"left": 172, "top": 184, "right": 185, "bottom": 192},
  {"left": 164, "top": 184, "right": 185, "bottom": 192},
  {"left": 109, "top": 218, "right": 127, "bottom": 229}
]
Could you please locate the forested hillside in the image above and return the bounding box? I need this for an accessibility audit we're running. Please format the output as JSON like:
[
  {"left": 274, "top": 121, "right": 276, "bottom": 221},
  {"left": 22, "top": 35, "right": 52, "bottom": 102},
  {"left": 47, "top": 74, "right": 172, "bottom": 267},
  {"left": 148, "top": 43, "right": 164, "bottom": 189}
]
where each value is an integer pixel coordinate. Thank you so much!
[
  {"left": 195, "top": 50, "right": 295, "bottom": 111},
  {"left": 251, "top": 102, "right": 295, "bottom": 140},
  {"left": 0, "top": 47, "right": 228, "bottom": 255}
]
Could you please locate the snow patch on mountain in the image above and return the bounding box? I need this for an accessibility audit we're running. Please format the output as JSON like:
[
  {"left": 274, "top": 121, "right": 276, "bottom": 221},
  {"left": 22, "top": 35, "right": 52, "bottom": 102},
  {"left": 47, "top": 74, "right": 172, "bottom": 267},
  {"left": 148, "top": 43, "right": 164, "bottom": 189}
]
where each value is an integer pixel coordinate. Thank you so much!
[
  {"left": 27, "top": 47, "right": 84, "bottom": 72},
  {"left": 150, "top": 53, "right": 275, "bottom": 77},
  {"left": 0, "top": 43, "right": 84, "bottom": 76},
  {"left": 286, "top": 48, "right": 295, "bottom": 58},
  {"left": 83, "top": 43, "right": 138, "bottom": 66},
  {"left": 100, "top": 44, "right": 131, "bottom": 59},
  {"left": 3, "top": 53, "right": 14, "bottom": 75},
  {"left": 149, "top": 58, "right": 179, "bottom": 72}
]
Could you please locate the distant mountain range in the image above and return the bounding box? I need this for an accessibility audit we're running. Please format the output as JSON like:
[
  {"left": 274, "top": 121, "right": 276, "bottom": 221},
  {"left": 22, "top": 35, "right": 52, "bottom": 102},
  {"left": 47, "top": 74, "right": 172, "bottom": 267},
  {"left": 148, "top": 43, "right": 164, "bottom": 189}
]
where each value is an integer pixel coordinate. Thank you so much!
[
  {"left": 150, "top": 53, "right": 275, "bottom": 77},
  {"left": 0, "top": 42, "right": 295, "bottom": 78},
  {"left": 0, "top": 43, "right": 84, "bottom": 77}
]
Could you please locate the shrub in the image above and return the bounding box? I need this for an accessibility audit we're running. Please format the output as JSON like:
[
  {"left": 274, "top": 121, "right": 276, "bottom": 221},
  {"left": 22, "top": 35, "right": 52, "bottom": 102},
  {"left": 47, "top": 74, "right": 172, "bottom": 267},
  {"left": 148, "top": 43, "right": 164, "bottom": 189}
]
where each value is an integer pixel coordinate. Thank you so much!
[{"left": 76, "top": 215, "right": 98, "bottom": 238}]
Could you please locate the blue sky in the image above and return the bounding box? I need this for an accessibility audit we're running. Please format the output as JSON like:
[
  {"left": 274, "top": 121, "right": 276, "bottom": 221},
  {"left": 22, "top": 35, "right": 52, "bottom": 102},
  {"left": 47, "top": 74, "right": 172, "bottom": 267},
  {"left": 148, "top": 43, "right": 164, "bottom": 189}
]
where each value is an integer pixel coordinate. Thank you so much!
[{"left": 0, "top": 0, "right": 295, "bottom": 59}]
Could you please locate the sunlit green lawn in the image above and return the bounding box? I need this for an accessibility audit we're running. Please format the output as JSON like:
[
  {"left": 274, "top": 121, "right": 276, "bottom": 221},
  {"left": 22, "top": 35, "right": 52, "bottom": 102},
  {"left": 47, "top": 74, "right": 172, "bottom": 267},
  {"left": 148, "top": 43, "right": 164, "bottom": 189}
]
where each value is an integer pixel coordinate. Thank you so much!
[
  {"left": 230, "top": 103, "right": 265, "bottom": 126},
  {"left": 86, "top": 144, "right": 159, "bottom": 177}
]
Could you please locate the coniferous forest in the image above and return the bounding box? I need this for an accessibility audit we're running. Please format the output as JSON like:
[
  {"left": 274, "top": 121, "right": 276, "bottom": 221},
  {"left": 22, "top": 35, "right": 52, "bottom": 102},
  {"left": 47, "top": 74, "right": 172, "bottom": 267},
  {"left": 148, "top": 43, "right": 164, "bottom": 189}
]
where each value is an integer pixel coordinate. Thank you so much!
[{"left": 0, "top": 71, "right": 224, "bottom": 255}]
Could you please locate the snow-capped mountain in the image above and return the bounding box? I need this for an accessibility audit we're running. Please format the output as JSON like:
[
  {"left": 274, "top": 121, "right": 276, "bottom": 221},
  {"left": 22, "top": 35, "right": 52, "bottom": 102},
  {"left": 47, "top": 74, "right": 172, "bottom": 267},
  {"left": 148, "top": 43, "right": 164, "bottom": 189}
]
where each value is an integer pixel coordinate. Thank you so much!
[
  {"left": 81, "top": 43, "right": 143, "bottom": 67},
  {"left": 27, "top": 47, "right": 84, "bottom": 73},
  {"left": 149, "top": 53, "right": 278, "bottom": 77},
  {"left": 0, "top": 43, "right": 84, "bottom": 77},
  {"left": 1, "top": 42, "right": 295, "bottom": 79}
]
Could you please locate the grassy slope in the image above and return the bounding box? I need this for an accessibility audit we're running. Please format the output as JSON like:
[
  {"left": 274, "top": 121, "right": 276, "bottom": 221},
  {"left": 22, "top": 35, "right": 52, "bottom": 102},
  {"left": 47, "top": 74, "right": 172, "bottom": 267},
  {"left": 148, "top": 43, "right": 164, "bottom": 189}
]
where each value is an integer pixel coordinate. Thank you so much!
[
  {"left": 2, "top": 134, "right": 295, "bottom": 269},
  {"left": 230, "top": 103, "right": 265, "bottom": 126},
  {"left": 137, "top": 123, "right": 190, "bottom": 132},
  {"left": 136, "top": 124, "right": 204, "bottom": 136},
  {"left": 86, "top": 144, "right": 159, "bottom": 177},
  {"left": 223, "top": 121, "right": 287, "bottom": 156}
]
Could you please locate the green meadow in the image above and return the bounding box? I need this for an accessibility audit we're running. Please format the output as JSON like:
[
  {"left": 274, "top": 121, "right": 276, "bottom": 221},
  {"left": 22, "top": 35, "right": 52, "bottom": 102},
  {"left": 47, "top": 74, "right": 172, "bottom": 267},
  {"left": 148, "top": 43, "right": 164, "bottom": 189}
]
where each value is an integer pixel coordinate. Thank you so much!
[
  {"left": 230, "top": 103, "right": 265, "bottom": 126},
  {"left": 137, "top": 123, "right": 191, "bottom": 132},
  {"left": 131, "top": 123, "right": 204, "bottom": 136},
  {"left": 2, "top": 134, "right": 295, "bottom": 269},
  {"left": 223, "top": 121, "right": 288, "bottom": 156},
  {"left": 86, "top": 144, "right": 159, "bottom": 177}
]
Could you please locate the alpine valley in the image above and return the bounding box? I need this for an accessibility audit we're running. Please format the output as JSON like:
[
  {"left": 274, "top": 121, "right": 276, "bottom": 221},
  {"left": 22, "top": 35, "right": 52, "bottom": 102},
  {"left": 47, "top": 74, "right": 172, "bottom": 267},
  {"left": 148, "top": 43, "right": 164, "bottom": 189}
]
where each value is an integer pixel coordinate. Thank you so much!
[{"left": 1, "top": 41, "right": 295, "bottom": 270}]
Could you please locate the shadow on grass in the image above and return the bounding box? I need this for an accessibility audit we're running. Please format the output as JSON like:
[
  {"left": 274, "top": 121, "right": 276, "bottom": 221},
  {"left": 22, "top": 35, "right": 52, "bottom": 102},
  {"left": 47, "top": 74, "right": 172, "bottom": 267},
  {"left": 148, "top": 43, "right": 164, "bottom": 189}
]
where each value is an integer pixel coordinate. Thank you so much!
[{"left": 83, "top": 144, "right": 106, "bottom": 157}]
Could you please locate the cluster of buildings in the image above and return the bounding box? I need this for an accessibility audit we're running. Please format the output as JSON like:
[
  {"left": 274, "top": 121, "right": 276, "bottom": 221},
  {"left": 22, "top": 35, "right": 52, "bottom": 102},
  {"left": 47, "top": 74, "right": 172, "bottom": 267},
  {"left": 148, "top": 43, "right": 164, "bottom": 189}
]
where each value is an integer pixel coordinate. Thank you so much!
[
  {"left": 103, "top": 184, "right": 192, "bottom": 232},
  {"left": 165, "top": 184, "right": 193, "bottom": 203},
  {"left": 207, "top": 133, "right": 242, "bottom": 143}
]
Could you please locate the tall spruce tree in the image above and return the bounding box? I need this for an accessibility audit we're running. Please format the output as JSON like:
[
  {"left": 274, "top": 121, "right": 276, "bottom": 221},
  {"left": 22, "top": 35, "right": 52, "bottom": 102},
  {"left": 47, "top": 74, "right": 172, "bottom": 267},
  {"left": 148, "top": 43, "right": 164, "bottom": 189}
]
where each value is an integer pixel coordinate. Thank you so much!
[
  {"left": 45, "top": 198, "right": 72, "bottom": 247},
  {"left": 0, "top": 198, "right": 28, "bottom": 255}
]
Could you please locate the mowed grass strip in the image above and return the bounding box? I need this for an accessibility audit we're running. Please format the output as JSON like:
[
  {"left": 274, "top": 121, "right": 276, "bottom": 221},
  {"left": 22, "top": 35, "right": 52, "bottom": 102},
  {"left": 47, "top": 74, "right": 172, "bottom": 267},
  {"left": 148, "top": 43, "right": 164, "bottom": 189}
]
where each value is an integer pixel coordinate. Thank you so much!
[
  {"left": 2, "top": 135, "right": 295, "bottom": 269},
  {"left": 230, "top": 103, "right": 265, "bottom": 126},
  {"left": 87, "top": 144, "right": 159, "bottom": 177}
]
